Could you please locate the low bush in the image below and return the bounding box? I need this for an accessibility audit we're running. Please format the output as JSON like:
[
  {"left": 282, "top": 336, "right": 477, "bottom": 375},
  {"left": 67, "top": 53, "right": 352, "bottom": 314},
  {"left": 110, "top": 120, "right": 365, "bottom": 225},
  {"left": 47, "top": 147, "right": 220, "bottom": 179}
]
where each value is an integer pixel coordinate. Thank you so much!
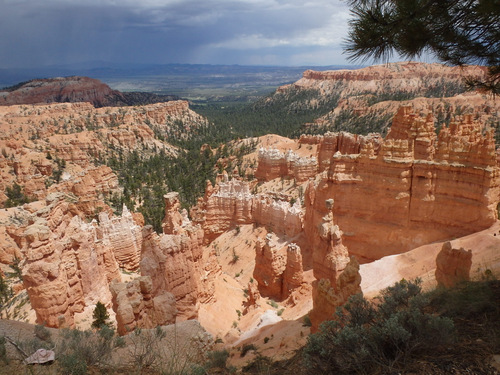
[
  {"left": 240, "top": 343, "right": 257, "bottom": 358},
  {"left": 205, "top": 349, "right": 230, "bottom": 370},
  {"left": 58, "top": 326, "right": 120, "bottom": 375},
  {"left": 303, "top": 279, "right": 455, "bottom": 374}
]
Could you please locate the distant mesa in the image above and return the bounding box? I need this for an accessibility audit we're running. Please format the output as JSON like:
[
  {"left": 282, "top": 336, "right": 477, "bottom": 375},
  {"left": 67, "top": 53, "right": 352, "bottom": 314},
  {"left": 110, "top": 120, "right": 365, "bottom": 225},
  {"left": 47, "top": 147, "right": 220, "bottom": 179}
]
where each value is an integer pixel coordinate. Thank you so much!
[{"left": 0, "top": 76, "right": 179, "bottom": 107}]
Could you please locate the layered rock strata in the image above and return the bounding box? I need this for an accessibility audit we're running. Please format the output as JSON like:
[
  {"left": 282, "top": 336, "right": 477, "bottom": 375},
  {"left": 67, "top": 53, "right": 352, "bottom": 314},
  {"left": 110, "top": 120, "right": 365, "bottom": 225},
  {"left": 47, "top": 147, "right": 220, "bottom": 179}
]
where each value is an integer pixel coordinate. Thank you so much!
[
  {"left": 253, "top": 235, "right": 286, "bottom": 300},
  {"left": 141, "top": 194, "right": 220, "bottom": 320},
  {"left": 253, "top": 235, "right": 305, "bottom": 301},
  {"left": 255, "top": 148, "right": 317, "bottom": 182},
  {"left": 110, "top": 276, "right": 177, "bottom": 335},
  {"left": 192, "top": 177, "right": 303, "bottom": 241},
  {"left": 308, "top": 203, "right": 361, "bottom": 332},
  {"left": 282, "top": 243, "right": 304, "bottom": 297},
  {"left": 304, "top": 106, "right": 500, "bottom": 262},
  {"left": 97, "top": 206, "right": 142, "bottom": 271},
  {"left": 21, "top": 195, "right": 121, "bottom": 327}
]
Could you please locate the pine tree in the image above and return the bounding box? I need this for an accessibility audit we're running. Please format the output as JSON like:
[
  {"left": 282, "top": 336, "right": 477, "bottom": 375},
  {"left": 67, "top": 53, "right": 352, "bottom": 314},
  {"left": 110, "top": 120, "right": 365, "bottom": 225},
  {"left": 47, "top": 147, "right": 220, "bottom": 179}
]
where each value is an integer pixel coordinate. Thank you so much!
[
  {"left": 92, "top": 301, "right": 110, "bottom": 329},
  {"left": 344, "top": 0, "right": 500, "bottom": 95}
]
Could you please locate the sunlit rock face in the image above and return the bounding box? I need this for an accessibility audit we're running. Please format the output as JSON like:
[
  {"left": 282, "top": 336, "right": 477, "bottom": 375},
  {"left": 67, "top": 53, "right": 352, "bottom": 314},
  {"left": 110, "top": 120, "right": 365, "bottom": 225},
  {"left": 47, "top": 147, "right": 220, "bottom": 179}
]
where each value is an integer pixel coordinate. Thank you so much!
[
  {"left": 191, "top": 176, "right": 304, "bottom": 241},
  {"left": 110, "top": 276, "right": 177, "bottom": 335},
  {"left": 140, "top": 194, "right": 220, "bottom": 321},
  {"left": 21, "top": 195, "right": 121, "bottom": 328},
  {"left": 255, "top": 148, "right": 318, "bottom": 182},
  {"left": 305, "top": 106, "right": 500, "bottom": 262},
  {"left": 97, "top": 205, "right": 142, "bottom": 271},
  {"left": 308, "top": 206, "right": 361, "bottom": 332}
]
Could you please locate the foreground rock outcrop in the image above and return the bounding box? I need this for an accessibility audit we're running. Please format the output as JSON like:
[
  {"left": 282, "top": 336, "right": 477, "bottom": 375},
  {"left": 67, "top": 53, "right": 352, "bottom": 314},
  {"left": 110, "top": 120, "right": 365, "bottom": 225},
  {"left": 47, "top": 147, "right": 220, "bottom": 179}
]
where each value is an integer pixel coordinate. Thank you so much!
[
  {"left": 21, "top": 195, "right": 121, "bottom": 327},
  {"left": 307, "top": 200, "right": 362, "bottom": 332},
  {"left": 435, "top": 241, "right": 473, "bottom": 288}
]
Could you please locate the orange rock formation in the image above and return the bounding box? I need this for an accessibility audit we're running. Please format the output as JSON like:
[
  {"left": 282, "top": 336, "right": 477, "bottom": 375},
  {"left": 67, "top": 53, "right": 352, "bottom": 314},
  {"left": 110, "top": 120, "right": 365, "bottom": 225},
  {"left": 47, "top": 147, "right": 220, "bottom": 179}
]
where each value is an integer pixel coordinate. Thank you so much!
[
  {"left": 141, "top": 194, "right": 220, "bottom": 320},
  {"left": 306, "top": 199, "right": 361, "bottom": 332},
  {"left": 304, "top": 106, "right": 499, "bottom": 262},
  {"left": 21, "top": 195, "right": 121, "bottom": 327},
  {"left": 435, "top": 241, "right": 473, "bottom": 288},
  {"left": 110, "top": 276, "right": 177, "bottom": 335},
  {"left": 192, "top": 176, "right": 303, "bottom": 241},
  {"left": 97, "top": 206, "right": 142, "bottom": 271}
]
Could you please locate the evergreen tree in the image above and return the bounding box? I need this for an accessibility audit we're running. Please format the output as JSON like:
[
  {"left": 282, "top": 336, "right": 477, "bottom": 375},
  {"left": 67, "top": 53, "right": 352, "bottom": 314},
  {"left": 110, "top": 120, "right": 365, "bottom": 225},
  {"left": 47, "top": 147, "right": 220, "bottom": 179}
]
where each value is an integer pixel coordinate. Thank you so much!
[
  {"left": 0, "top": 273, "right": 12, "bottom": 307},
  {"left": 344, "top": 0, "right": 500, "bottom": 94},
  {"left": 92, "top": 301, "right": 110, "bottom": 329}
]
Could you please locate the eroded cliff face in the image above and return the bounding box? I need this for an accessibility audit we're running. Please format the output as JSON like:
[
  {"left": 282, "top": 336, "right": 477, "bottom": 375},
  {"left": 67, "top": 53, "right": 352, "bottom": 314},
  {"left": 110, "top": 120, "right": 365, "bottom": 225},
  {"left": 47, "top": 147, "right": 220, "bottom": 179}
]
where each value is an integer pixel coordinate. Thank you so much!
[
  {"left": 110, "top": 276, "right": 177, "bottom": 335},
  {"left": 304, "top": 106, "right": 499, "bottom": 262},
  {"left": 140, "top": 193, "right": 220, "bottom": 321},
  {"left": 292, "top": 62, "right": 486, "bottom": 96},
  {"left": 191, "top": 175, "right": 303, "bottom": 242},
  {"left": 255, "top": 148, "right": 317, "bottom": 182},
  {"left": 21, "top": 195, "right": 121, "bottom": 328},
  {"left": 97, "top": 206, "right": 142, "bottom": 271}
]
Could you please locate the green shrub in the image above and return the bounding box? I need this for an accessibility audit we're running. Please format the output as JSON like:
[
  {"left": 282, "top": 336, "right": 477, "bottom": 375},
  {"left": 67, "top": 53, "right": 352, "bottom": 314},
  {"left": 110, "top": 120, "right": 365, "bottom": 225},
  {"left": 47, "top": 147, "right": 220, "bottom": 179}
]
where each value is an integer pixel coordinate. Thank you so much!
[
  {"left": 58, "top": 352, "right": 87, "bottom": 375},
  {"left": 0, "top": 336, "right": 7, "bottom": 364},
  {"left": 58, "top": 325, "right": 119, "bottom": 374},
  {"left": 4, "top": 183, "right": 29, "bottom": 208},
  {"left": 241, "top": 353, "right": 273, "bottom": 374},
  {"left": 429, "top": 280, "right": 500, "bottom": 319},
  {"left": 240, "top": 343, "right": 257, "bottom": 357},
  {"left": 302, "top": 314, "right": 312, "bottom": 327},
  {"left": 205, "top": 349, "right": 229, "bottom": 369},
  {"left": 34, "top": 324, "right": 52, "bottom": 343},
  {"left": 267, "top": 300, "right": 278, "bottom": 309},
  {"left": 128, "top": 327, "right": 166, "bottom": 371},
  {"left": 91, "top": 301, "right": 110, "bottom": 329},
  {"left": 303, "top": 279, "right": 455, "bottom": 374}
]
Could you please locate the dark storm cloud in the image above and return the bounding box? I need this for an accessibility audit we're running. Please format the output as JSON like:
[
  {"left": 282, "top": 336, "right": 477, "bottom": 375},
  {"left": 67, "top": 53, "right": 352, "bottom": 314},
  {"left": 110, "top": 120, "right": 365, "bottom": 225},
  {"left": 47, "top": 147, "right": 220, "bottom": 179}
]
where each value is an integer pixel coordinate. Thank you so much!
[{"left": 0, "top": 0, "right": 351, "bottom": 68}]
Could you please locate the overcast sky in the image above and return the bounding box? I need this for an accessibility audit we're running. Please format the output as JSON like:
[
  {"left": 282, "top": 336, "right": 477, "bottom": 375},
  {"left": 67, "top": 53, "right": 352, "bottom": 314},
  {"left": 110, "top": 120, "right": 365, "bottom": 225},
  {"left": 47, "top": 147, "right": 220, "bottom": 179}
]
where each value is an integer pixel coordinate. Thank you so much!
[{"left": 0, "top": 0, "right": 358, "bottom": 68}]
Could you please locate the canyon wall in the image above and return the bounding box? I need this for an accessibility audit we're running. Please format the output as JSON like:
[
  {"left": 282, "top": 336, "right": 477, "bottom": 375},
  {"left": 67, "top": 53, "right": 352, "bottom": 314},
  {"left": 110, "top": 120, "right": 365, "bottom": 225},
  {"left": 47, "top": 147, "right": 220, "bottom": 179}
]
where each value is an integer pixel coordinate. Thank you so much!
[
  {"left": 140, "top": 193, "right": 220, "bottom": 321},
  {"left": 304, "top": 106, "right": 499, "bottom": 262},
  {"left": 21, "top": 195, "right": 121, "bottom": 327},
  {"left": 255, "top": 148, "right": 318, "bottom": 182},
  {"left": 192, "top": 176, "right": 304, "bottom": 242}
]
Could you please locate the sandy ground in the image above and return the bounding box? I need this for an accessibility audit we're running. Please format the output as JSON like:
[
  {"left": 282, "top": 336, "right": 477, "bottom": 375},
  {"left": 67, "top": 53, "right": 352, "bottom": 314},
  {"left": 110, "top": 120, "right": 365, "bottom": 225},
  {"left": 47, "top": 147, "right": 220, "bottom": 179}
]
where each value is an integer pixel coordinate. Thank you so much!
[{"left": 361, "top": 221, "right": 500, "bottom": 298}]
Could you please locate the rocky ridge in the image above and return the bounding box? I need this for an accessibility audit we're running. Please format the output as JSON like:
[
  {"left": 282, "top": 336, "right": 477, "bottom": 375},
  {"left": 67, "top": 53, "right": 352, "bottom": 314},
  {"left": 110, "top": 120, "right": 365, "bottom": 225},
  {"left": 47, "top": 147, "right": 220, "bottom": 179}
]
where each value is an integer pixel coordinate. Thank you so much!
[{"left": 0, "top": 76, "right": 178, "bottom": 107}]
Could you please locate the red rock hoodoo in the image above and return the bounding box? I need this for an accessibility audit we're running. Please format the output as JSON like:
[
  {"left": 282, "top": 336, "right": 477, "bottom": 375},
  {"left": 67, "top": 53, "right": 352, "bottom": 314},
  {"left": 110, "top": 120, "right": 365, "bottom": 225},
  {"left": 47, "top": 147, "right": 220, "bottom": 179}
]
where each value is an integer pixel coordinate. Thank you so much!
[{"left": 435, "top": 241, "right": 473, "bottom": 288}]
